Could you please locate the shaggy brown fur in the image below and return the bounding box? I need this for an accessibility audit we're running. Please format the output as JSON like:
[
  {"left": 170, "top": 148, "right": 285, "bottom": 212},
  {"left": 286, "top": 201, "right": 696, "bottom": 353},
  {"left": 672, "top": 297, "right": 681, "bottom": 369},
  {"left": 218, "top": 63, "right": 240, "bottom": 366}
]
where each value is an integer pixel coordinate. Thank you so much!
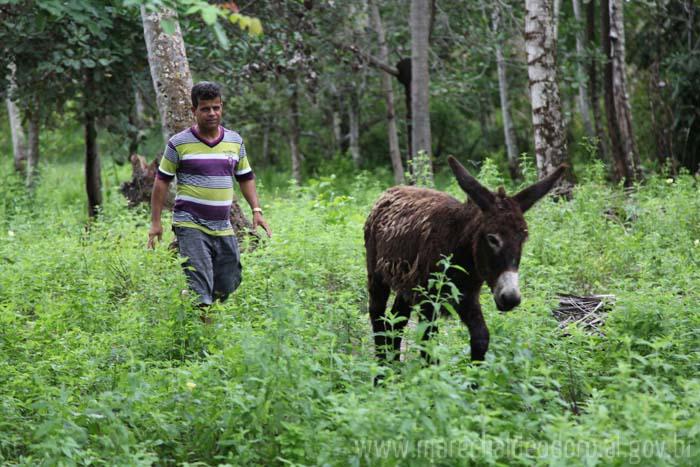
[{"left": 364, "top": 156, "right": 566, "bottom": 364}]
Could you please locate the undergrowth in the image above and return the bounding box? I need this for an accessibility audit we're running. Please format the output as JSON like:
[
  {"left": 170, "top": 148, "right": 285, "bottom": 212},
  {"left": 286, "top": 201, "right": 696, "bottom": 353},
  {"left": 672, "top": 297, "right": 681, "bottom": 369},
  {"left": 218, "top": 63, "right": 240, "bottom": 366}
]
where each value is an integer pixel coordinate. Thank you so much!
[{"left": 0, "top": 156, "right": 698, "bottom": 466}]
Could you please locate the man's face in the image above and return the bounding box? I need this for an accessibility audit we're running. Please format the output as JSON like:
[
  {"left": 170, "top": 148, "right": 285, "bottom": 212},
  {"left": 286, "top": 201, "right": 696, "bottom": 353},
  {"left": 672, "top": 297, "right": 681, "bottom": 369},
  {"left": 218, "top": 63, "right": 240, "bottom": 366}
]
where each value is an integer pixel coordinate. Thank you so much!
[{"left": 192, "top": 97, "right": 223, "bottom": 132}]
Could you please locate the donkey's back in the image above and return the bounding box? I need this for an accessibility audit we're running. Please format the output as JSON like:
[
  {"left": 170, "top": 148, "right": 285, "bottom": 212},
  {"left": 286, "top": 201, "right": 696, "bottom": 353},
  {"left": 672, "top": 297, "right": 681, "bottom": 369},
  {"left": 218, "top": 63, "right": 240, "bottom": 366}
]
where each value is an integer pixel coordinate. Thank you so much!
[{"left": 364, "top": 185, "right": 468, "bottom": 294}]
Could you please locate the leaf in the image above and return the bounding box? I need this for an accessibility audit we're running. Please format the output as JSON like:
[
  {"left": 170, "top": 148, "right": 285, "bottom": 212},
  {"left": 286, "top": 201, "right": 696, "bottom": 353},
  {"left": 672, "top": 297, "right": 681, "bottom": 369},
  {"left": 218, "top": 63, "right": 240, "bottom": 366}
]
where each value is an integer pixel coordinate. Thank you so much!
[
  {"left": 184, "top": 6, "right": 201, "bottom": 15},
  {"left": 249, "top": 18, "right": 263, "bottom": 36},
  {"left": 201, "top": 6, "right": 218, "bottom": 25},
  {"left": 443, "top": 302, "right": 460, "bottom": 320},
  {"left": 213, "top": 22, "right": 230, "bottom": 50},
  {"left": 238, "top": 15, "right": 251, "bottom": 31}
]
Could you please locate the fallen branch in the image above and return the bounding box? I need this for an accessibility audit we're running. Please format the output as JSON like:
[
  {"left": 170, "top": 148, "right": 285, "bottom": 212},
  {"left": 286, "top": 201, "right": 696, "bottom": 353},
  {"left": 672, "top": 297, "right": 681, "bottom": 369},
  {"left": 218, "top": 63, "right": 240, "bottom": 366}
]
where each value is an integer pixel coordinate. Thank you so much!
[{"left": 552, "top": 294, "right": 615, "bottom": 336}]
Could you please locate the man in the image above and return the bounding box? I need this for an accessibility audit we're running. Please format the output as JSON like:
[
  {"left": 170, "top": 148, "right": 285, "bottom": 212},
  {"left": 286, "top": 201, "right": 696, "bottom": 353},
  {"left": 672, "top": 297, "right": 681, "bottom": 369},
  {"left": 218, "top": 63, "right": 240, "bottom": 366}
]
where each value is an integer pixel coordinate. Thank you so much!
[{"left": 148, "top": 81, "right": 271, "bottom": 310}]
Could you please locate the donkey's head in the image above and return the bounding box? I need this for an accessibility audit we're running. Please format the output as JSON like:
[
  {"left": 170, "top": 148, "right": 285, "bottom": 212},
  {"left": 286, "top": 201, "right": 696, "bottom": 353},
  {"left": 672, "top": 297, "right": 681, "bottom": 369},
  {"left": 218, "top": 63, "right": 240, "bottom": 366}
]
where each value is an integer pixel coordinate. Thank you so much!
[{"left": 448, "top": 156, "right": 567, "bottom": 312}]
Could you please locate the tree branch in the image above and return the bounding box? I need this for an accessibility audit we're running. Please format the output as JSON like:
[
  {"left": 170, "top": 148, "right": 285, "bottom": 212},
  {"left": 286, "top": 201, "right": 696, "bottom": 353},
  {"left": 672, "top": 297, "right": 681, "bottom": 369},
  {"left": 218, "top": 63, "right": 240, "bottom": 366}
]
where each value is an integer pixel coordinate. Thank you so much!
[{"left": 333, "top": 41, "right": 399, "bottom": 77}]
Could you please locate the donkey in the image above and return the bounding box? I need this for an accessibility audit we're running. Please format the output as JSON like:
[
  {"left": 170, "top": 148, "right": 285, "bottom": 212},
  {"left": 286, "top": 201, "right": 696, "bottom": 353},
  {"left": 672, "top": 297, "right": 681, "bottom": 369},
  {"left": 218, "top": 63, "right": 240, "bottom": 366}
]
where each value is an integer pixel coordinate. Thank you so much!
[{"left": 364, "top": 156, "right": 566, "bottom": 363}]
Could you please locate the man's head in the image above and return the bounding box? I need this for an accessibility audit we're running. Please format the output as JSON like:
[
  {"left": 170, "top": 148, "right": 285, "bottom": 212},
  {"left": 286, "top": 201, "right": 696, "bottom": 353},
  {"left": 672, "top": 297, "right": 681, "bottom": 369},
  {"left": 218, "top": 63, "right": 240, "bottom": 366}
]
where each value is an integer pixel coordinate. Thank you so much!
[
  {"left": 191, "top": 81, "right": 222, "bottom": 108},
  {"left": 191, "top": 81, "right": 223, "bottom": 133}
]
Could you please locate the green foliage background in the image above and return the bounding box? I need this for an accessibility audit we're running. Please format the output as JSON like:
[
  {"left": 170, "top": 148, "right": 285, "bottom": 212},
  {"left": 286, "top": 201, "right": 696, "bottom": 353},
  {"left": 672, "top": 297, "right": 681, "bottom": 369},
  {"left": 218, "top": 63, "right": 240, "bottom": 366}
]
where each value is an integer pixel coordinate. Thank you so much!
[{"left": 1, "top": 121, "right": 699, "bottom": 465}]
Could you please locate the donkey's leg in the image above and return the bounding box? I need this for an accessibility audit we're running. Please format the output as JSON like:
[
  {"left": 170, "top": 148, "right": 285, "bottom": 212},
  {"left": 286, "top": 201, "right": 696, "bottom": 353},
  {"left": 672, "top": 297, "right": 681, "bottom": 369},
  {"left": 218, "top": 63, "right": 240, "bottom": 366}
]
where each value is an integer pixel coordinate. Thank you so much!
[
  {"left": 368, "top": 273, "right": 392, "bottom": 362},
  {"left": 457, "top": 292, "right": 490, "bottom": 362},
  {"left": 418, "top": 302, "right": 440, "bottom": 364},
  {"left": 387, "top": 294, "right": 411, "bottom": 361}
]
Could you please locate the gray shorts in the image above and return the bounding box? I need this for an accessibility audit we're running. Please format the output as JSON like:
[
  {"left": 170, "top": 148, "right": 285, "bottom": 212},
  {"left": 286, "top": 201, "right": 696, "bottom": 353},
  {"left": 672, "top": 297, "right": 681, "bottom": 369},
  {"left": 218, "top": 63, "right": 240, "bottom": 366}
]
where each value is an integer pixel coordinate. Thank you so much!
[{"left": 174, "top": 226, "right": 242, "bottom": 305}]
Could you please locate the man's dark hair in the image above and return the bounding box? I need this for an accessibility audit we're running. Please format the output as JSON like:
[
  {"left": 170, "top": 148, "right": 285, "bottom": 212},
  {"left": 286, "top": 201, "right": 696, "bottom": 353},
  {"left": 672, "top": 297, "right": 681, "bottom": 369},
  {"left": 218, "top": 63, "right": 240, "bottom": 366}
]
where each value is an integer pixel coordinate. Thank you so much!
[{"left": 191, "top": 81, "right": 222, "bottom": 108}]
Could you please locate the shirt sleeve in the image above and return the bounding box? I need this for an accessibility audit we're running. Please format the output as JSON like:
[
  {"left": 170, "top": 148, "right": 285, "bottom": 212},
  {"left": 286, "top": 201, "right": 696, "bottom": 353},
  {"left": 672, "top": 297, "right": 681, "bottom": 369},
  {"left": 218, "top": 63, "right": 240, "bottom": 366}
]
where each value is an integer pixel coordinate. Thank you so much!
[
  {"left": 156, "top": 141, "right": 179, "bottom": 181},
  {"left": 234, "top": 142, "right": 255, "bottom": 182}
]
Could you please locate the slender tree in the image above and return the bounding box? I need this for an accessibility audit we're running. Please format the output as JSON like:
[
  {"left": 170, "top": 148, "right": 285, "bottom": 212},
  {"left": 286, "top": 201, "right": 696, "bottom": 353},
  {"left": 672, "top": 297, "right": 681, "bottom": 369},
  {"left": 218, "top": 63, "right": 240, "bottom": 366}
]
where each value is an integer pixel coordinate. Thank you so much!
[
  {"left": 585, "top": 0, "right": 609, "bottom": 161},
  {"left": 572, "top": 0, "right": 595, "bottom": 139},
  {"left": 348, "top": 87, "right": 362, "bottom": 167},
  {"left": 610, "top": 0, "right": 641, "bottom": 180},
  {"left": 128, "top": 78, "right": 149, "bottom": 156},
  {"left": 602, "top": 0, "right": 632, "bottom": 185},
  {"left": 328, "top": 83, "right": 344, "bottom": 153},
  {"left": 647, "top": 1, "right": 676, "bottom": 172},
  {"left": 410, "top": 0, "right": 434, "bottom": 187},
  {"left": 25, "top": 104, "right": 40, "bottom": 188},
  {"left": 369, "top": 0, "right": 404, "bottom": 184},
  {"left": 525, "top": 0, "right": 573, "bottom": 193},
  {"left": 5, "top": 64, "right": 27, "bottom": 174},
  {"left": 84, "top": 69, "right": 101, "bottom": 218},
  {"left": 5, "top": 98, "right": 26, "bottom": 173},
  {"left": 491, "top": 2, "right": 521, "bottom": 181},
  {"left": 289, "top": 82, "right": 303, "bottom": 185}
]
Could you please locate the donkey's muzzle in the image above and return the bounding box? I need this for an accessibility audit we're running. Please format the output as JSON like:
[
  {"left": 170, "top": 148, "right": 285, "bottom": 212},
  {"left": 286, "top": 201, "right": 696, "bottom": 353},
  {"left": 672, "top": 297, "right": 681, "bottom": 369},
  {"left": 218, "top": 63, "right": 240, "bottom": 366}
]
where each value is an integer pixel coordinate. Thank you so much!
[{"left": 493, "top": 271, "right": 521, "bottom": 311}]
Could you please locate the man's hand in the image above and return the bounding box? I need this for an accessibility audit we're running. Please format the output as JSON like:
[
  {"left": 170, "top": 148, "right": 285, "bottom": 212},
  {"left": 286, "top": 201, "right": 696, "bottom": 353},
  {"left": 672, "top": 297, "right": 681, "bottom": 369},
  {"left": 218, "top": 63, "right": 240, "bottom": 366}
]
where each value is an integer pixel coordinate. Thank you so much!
[
  {"left": 149, "top": 177, "right": 171, "bottom": 249},
  {"left": 253, "top": 212, "right": 272, "bottom": 237},
  {"left": 147, "top": 222, "right": 163, "bottom": 249}
]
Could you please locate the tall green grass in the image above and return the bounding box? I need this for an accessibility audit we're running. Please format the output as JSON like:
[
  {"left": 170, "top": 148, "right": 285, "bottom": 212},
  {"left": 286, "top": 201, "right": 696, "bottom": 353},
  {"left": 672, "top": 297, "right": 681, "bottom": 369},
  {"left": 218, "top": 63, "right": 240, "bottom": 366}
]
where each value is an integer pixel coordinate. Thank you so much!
[{"left": 0, "top": 154, "right": 698, "bottom": 466}]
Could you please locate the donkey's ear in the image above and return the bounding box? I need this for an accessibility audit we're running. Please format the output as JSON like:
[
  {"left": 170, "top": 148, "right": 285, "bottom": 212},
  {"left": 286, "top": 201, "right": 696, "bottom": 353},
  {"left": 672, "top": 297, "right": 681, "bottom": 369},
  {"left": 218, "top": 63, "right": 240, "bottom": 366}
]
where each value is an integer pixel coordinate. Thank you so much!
[
  {"left": 448, "top": 156, "right": 495, "bottom": 211},
  {"left": 513, "top": 164, "right": 568, "bottom": 212}
]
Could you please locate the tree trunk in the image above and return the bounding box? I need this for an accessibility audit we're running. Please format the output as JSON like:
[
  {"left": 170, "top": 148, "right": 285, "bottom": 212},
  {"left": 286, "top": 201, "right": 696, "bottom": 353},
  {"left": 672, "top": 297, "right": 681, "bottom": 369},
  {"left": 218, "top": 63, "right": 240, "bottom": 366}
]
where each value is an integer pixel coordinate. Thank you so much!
[
  {"left": 610, "top": 0, "right": 641, "bottom": 181},
  {"left": 348, "top": 88, "right": 361, "bottom": 167},
  {"left": 410, "top": 0, "right": 434, "bottom": 187},
  {"left": 6, "top": 97, "right": 26, "bottom": 174},
  {"left": 25, "top": 105, "right": 40, "bottom": 188},
  {"left": 476, "top": 98, "right": 492, "bottom": 151},
  {"left": 140, "top": 6, "right": 193, "bottom": 142},
  {"left": 332, "top": 109, "right": 343, "bottom": 152},
  {"left": 525, "top": 0, "right": 573, "bottom": 193},
  {"left": 492, "top": 3, "right": 521, "bottom": 181},
  {"left": 329, "top": 83, "right": 348, "bottom": 154},
  {"left": 648, "top": 60, "right": 675, "bottom": 173},
  {"left": 5, "top": 62, "right": 27, "bottom": 174},
  {"left": 85, "top": 72, "right": 102, "bottom": 218},
  {"left": 289, "top": 84, "right": 302, "bottom": 185},
  {"left": 128, "top": 79, "right": 147, "bottom": 156},
  {"left": 586, "top": 0, "right": 609, "bottom": 162},
  {"left": 572, "top": 0, "right": 594, "bottom": 139},
  {"left": 370, "top": 0, "right": 404, "bottom": 184},
  {"left": 553, "top": 0, "right": 562, "bottom": 42},
  {"left": 602, "top": 0, "right": 630, "bottom": 185},
  {"left": 648, "top": 2, "right": 676, "bottom": 173},
  {"left": 396, "top": 58, "right": 412, "bottom": 164}
]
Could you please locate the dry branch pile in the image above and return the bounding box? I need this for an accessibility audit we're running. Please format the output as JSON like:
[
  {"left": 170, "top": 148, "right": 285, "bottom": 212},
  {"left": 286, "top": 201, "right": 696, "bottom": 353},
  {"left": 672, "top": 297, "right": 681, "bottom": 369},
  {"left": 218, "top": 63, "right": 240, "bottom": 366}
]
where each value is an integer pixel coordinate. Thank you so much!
[{"left": 552, "top": 294, "right": 615, "bottom": 336}]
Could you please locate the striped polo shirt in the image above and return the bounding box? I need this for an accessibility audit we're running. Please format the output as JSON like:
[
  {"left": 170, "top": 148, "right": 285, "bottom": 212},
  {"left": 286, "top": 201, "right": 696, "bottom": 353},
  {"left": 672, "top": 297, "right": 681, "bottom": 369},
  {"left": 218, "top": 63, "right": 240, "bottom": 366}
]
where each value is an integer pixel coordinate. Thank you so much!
[{"left": 156, "top": 126, "right": 255, "bottom": 236}]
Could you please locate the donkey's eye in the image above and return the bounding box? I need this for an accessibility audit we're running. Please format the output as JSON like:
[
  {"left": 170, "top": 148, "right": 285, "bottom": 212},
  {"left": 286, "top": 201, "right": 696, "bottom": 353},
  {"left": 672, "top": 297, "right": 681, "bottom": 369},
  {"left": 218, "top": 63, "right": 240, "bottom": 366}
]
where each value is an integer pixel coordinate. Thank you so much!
[{"left": 486, "top": 233, "right": 502, "bottom": 251}]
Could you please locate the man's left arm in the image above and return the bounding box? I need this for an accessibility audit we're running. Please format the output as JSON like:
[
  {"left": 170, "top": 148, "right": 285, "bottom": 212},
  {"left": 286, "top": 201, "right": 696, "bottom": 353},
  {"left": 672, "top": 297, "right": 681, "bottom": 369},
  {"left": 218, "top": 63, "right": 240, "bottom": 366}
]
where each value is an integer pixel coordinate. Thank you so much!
[{"left": 239, "top": 178, "right": 272, "bottom": 237}]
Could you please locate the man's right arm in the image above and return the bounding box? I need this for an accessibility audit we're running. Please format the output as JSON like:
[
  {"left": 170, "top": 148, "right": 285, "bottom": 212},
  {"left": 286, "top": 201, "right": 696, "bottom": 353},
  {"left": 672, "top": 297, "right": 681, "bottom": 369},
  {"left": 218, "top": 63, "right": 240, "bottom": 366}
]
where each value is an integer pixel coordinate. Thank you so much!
[{"left": 148, "top": 177, "right": 171, "bottom": 249}]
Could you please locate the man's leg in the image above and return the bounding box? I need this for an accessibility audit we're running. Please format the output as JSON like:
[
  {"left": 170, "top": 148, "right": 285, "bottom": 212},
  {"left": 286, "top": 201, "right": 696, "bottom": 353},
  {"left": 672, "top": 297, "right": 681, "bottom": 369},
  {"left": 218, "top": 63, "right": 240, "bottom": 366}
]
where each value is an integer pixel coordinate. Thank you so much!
[
  {"left": 212, "top": 234, "right": 242, "bottom": 302},
  {"left": 174, "top": 227, "right": 215, "bottom": 307}
]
